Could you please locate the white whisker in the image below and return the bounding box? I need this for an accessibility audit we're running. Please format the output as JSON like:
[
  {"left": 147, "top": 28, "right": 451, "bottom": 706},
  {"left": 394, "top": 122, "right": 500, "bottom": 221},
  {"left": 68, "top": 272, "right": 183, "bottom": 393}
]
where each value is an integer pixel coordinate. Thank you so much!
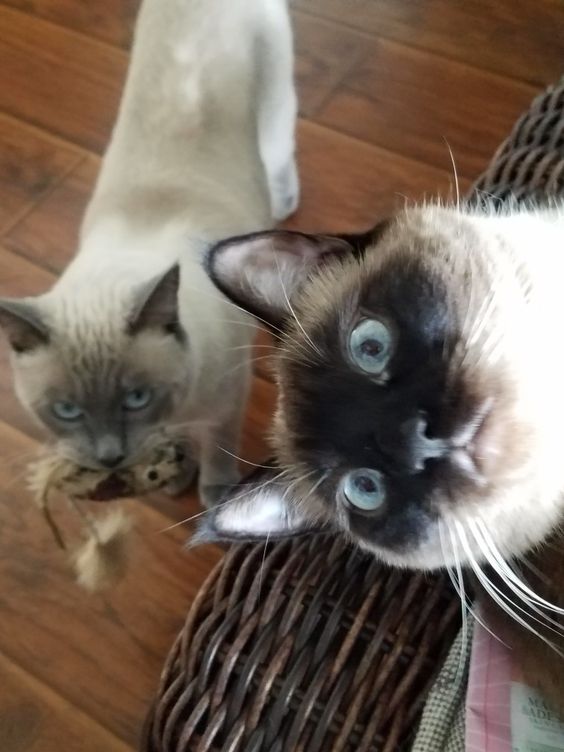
[
  {"left": 159, "top": 497, "right": 235, "bottom": 532},
  {"left": 215, "top": 447, "right": 274, "bottom": 469},
  {"left": 444, "top": 139, "right": 460, "bottom": 212},
  {"left": 257, "top": 531, "right": 271, "bottom": 604},
  {"left": 445, "top": 521, "right": 511, "bottom": 647},
  {"left": 473, "top": 518, "right": 564, "bottom": 617},
  {"left": 456, "top": 521, "right": 563, "bottom": 656},
  {"left": 439, "top": 521, "right": 468, "bottom": 679},
  {"left": 272, "top": 249, "right": 322, "bottom": 359}
]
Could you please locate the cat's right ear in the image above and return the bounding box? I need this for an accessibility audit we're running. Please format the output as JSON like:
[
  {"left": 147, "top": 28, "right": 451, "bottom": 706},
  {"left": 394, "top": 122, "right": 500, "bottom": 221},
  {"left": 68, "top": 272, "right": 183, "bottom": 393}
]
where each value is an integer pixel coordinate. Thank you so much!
[
  {"left": 0, "top": 299, "right": 49, "bottom": 353},
  {"left": 206, "top": 230, "right": 355, "bottom": 329}
]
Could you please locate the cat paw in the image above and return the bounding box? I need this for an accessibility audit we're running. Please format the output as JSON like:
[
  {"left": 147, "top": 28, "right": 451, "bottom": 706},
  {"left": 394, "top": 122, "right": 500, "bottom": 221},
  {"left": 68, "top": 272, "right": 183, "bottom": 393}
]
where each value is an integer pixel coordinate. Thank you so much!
[
  {"left": 270, "top": 159, "right": 300, "bottom": 222},
  {"left": 198, "top": 472, "right": 240, "bottom": 508},
  {"left": 164, "top": 456, "right": 198, "bottom": 497}
]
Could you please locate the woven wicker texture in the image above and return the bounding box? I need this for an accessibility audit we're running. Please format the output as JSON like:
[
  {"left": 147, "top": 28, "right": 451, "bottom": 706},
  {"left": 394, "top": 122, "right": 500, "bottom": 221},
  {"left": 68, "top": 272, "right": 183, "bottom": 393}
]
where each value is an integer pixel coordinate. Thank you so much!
[
  {"left": 142, "top": 538, "right": 460, "bottom": 752},
  {"left": 471, "top": 76, "right": 564, "bottom": 203},
  {"left": 142, "top": 75, "right": 564, "bottom": 752}
]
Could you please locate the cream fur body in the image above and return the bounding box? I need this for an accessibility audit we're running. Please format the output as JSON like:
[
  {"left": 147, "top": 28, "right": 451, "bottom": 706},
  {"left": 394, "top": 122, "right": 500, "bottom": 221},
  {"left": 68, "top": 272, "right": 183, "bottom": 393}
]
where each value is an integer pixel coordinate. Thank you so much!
[{"left": 0, "top": 0, "right": 298, "bottom": 504}]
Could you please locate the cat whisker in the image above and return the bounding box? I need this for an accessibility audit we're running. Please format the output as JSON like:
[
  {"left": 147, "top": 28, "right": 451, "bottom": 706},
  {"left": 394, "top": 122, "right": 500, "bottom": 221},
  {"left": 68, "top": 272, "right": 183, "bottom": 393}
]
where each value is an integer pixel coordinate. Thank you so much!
[
  {"left": 443, "top": 139, "right": 460, "bottom": 212},
  {"left": 0, "top": 448, "right": 43, "bottom": 469},
  {"left": 159, "top": 497, "right": 236, "bottom": 533},
  {"left": 216, "top": 352, "right": 295, "bottom": 381},
  {"left": 439, "top": 520, "right": 468, "bottom": 679},
  {"left": 257, "top": 531, "right": 271, "bottom": 605},
  {"left": 283, "top": 468, "right": 317, "bottom": 502},
  {"left": 227, "top": 343, "right": 278, "bottom": 352},
  {"left": 469, "top": 524, "right": 564, "bottom": 640},
  {"left": 295, "top": 469, "right": 329, "bottom": 512},
  {"left": 224, "top": 468, "right": 290, "bottom": 507},
  {"left": 181, "top": 279, "right": 292, "bottom": 342},
  {"left": 440, "top": 519, "right": 507, "bottom": 648},
  {"left": 472, "top": 518, "right": 564, "bottom": 617},
  {"left": 516, "top": 554, "right": 552, "bottom": 587},
  {"left": 271, "top": 246, "right": 323, "bottom": 359},
  {"left": 456, "top": 520, "right": 564, "bottom": 656},
  {"left": 215, "top": 446, "right": 274, "bottom": 469},
  {"left": 3, "top": 462, "right": 41, "bottom": 492}
]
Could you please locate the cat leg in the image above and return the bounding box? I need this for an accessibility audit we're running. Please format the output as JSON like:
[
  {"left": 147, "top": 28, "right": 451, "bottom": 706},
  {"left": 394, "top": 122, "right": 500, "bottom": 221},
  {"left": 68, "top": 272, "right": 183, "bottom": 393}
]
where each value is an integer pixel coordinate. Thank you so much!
[
  {"left": 257, "top": 0, "right": 299, "bottom": 223},
  {"left": 197, "top": 369, "right": 251, "bottom": 507}
]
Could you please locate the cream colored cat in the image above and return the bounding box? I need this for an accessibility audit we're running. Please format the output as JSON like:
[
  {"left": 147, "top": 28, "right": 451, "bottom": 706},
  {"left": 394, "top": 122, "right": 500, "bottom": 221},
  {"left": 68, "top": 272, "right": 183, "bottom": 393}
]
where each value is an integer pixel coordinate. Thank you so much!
[{"left": 0, "top": 0, "right": 298, "bottom": 505}]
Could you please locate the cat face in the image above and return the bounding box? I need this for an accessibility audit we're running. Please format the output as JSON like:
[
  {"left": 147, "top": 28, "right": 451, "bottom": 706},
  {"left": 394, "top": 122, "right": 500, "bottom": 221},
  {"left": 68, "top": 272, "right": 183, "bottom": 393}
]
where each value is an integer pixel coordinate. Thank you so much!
[
  {"left": 0, "top": 266, "right": 189, "bottom": 469},
  {"left": 198, "top": 207, "right": 564, "bottom": 570}
]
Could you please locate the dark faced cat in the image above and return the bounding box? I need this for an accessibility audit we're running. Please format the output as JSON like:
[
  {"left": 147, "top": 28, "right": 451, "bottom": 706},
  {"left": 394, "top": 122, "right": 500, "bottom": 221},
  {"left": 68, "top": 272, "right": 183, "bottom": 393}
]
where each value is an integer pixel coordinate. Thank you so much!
[{"left": 198, "top": 204, "right": 564, "bottom": 710}]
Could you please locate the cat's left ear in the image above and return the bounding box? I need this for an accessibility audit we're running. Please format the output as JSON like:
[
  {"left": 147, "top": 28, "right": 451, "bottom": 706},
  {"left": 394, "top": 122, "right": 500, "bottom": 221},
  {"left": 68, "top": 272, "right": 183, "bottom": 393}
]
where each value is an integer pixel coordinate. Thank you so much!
[
  {"left": 129, "top": 264, "right": 182, "bottom": 336},
  {"left": 189, "top": 463, "right": 327, "bottom": 547},
  {"left": 206, "top": 230, "right": 361, "bottom": 329},
  {"left": 0, "top": 298, "right": 50, "bottom": 353}
]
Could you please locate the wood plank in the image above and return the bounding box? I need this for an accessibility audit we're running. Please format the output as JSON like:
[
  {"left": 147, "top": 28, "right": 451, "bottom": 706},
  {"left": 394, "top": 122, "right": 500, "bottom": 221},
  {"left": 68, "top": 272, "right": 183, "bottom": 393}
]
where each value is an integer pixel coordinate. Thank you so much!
[
  {"left": 0, "top": 653, "right": 131, "bottom": 752},
  {"left": 284, "top": 120, "right": 470, "bottom": 234},
  {"left": 292, "top": 0, "right": 564, "bottom": 87},
  {"left": 0, "top": 113, "right": 80, "bottom": 234},
  {"left": 5, "top": 156, "right": 98, "bottom": 272},
  {"left": 0, "top": 6, "right": 126, "bottom": 152},
  {"left": 315, "top": 37, "right": 538, "bottom": 179},
  {"left": 1, "top": 0, "right": 139, "bottom": 48},
  {"left": 291, "top": 10, "right": 372, "bottom": 118},
  {"left": 0, "top": 418, "right": 224, "bottom": 744},
  {"left": 0, "top": 245, "right": 55, "bottom": 440}
]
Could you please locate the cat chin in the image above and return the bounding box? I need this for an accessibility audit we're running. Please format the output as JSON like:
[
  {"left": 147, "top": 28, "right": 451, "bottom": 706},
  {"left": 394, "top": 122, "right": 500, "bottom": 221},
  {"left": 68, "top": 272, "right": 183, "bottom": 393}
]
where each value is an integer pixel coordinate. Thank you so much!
[
  {"left": 354, "top": 527, "right": 454, "bottom": 571},
  {"left": 351, "top": 513, "right": 548, "bottom": 573}
]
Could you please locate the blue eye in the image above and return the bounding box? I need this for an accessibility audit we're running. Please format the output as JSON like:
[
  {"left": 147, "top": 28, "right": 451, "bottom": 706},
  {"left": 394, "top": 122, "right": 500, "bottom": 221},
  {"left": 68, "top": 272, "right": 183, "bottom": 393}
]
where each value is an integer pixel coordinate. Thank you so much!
[
  {"left": 52, "top": 401, "right": 83, "bottom": 421},
  {"left": 349, "top": 318, "right": 393, "bottom": 376},
  {"left": 341, "top": 468, "right": 386, "bottom": 511},
  {"left": 123, "top": 387, "right": 153, "bottom": 411}
]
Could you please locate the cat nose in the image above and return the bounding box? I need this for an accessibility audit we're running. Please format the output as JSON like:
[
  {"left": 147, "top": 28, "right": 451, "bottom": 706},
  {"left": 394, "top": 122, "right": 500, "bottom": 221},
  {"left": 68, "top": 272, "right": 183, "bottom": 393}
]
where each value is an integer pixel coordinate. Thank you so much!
[
  {"left": 99, "top": 453, "right": 125, "bottom": 469},
  {"left": 400, "top": 414, "right": 449, "bottom": 472},
  {"left": 96, "top": 436, "right": 126, "bottom": 469}
]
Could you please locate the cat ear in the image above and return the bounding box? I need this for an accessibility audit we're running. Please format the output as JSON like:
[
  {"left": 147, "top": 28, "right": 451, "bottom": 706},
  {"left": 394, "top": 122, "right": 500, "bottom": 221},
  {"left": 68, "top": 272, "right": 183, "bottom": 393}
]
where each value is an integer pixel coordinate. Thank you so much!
[
  {"left": 206, "top": 230, "right": 356, "bottom": 329},
  {"left": 0, "top": 298, "right": 49, "bottom": 353},
  {"left": 130, "top": 264, "right": 182, "bottom": 336},
  {"left": 207, "top": 223, "right": 391, "bottom": 329},
  {"left": 189, "top": 463, "right": 326, "bottom": 546}
]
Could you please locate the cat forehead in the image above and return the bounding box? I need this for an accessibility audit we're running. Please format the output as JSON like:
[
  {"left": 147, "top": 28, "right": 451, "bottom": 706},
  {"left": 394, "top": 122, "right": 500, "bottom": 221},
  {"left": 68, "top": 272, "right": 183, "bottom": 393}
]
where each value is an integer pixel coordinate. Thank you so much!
[
  {"left": 15, "top": 330, "right": 180, "bottom": 399},
  {"left": 292, "top": 209, "right": 480, "bottom": 332},
  {"left": 289, "top": 249, "right": 455, "bottom": 355}
]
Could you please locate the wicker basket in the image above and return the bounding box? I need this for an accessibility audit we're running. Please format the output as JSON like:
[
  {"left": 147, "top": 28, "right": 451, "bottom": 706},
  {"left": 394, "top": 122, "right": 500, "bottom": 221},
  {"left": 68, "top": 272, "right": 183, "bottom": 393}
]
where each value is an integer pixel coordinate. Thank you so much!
[
  {"left": 142, "top": 537, "right": 460, "bottom": 752},
  {"left": 142, "top": 76, "right": 564, "bottom": 752}
]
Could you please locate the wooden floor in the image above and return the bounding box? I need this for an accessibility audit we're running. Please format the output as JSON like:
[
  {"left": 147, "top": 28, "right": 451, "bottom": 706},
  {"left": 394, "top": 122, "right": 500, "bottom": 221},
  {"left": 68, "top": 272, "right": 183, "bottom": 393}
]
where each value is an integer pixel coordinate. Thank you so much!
[{"left": 0, "top": 1, "right": 562, "bottom": 749}]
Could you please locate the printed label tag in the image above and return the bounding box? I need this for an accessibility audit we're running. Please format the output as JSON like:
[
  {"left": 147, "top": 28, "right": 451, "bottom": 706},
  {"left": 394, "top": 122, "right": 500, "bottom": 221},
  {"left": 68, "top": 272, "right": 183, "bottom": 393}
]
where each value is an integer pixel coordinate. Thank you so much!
[{"left": 511, "top": 680, "right": 564, "bottom": 752}]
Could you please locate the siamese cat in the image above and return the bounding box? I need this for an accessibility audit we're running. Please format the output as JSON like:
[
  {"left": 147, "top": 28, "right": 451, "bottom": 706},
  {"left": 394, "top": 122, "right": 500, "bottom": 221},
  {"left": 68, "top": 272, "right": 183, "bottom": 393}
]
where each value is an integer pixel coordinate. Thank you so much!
[
  {"left": 200, "top": 202, "right": 564, "bottom": 710},
  {"left": 0, "top": 0, "right": 298, "bottom": 505}
]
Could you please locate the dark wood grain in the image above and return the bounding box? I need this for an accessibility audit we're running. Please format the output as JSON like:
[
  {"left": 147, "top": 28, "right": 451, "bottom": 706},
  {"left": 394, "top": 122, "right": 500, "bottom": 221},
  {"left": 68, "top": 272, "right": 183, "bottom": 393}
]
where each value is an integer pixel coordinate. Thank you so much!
[
  {"left": 285, "top": 120, "right": 470, "bottom": 233},
  {"left": 0, "top": 653, "right": 130, "bottom": 752},
  {"left": 0, "top": 114, "right": 80, "bottom": 233},
  {"left": 315, "top": 37, "right": 538, "bottom": 178},
  {"left": 1, "top": 0, "right": 139, "bottom": 47},
  {"left": 292, "top": 0, "right": 564, "bottom": 87},
  {"left": 291, "top": 10, "right": 372, "bottom": 118},
  {"left": 0, "top": 6, "right": 126, "bottom": 152},
  {"left": 5, "top": 156, "right": 98, "bottom": 272},
  {"left": 0, "top": 245, "right": 55, "bottom": 439}
]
